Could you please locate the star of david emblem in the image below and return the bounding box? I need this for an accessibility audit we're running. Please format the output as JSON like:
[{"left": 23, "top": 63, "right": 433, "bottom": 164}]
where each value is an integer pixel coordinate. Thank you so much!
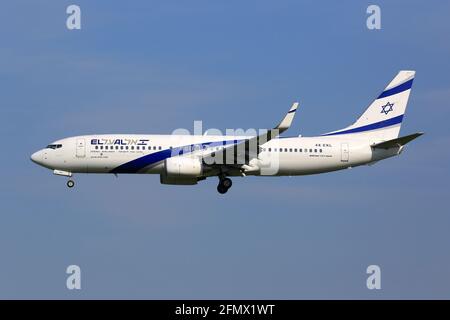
[{"left": 381, "top": 102, "right": 394, "bottom": 115}]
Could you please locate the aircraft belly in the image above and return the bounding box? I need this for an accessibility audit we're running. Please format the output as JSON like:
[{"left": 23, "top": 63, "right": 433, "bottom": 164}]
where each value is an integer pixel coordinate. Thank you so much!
[{"left": 274, "top": 153, "right": 344, "bottom": 176}]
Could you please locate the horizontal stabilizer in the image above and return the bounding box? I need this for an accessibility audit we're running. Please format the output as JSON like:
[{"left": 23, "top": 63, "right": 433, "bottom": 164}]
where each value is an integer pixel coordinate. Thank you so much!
[{"left": 371, "top": 132, "right": 423, "bottom": 149}]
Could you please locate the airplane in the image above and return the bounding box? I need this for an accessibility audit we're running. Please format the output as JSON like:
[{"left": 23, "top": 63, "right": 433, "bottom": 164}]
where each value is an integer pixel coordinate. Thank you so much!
[{"left": 31, "top": 70, "right": 422, "bottom": 194}]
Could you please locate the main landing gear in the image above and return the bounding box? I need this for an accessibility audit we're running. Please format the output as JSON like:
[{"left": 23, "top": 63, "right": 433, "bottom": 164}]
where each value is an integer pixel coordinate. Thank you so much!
[
  {"left": 67, "top": 180, "right": 75, "bottom": 188},
  {"left": 217, "top": 177, "right": 232, "bottom": 194}
]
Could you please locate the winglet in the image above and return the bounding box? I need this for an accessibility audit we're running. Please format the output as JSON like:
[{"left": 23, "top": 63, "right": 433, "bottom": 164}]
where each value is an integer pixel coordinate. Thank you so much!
[{"left": 276, "top": 102, "right": 299, "bottom": 133}]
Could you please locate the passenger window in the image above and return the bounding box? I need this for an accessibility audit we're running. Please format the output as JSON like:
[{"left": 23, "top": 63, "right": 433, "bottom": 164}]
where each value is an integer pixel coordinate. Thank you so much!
[
  {"left": 310, "top": 149, "right": 312, "bottom": 152},
  {"left": 126, "top": 146, "right": 129, "bottom": 150},
  {"left": 314, "top": 149, "right": 317, "bottom": 153},
  {"left": 289, "top": 148, "right": 292, "bottom": 152},
  {"left": 95, "top": 146, "right": 98, "bottom": 150},
  {"left": 159, "top": 146, "right": 162, "bottom": 150},
  {"left": 268, "top": 148, "right": 272, "bottom": 152},
  {"left": 131, "top": 146, "right": 134, "bottom": 150},
  {"left": 116, "top": 146, "right": 119, "bottom": 150}
]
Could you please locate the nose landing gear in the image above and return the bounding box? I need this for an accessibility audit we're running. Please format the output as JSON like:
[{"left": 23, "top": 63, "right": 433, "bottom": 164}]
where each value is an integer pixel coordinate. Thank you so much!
[
  {"left": 67, "top": 180, "right": 75, "bottom": 188},
  {"left": 217, "top": 177, "right": 232, "bottom": 194},
  {"left": 53, "top": 170, "right": 74, "bottom": 188}
]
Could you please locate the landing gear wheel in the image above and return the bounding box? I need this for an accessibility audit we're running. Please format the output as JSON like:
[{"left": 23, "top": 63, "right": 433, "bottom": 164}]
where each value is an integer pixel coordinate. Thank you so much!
[
  {"left": 67, "top": 180, "right": 75, "bottom": 188},
  {"left": 222, "top": 178, "right": 232, "bottom": 189},
  {"left": 217, "top": 185, "right": 228, "bottom": 194},
  {"left": 217, "top": 177, "right": 232, "bottom": 194}
]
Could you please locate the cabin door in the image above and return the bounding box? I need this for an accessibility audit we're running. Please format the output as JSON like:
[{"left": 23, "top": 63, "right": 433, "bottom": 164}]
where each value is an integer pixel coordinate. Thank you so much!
[
  {"left": 76, "top": 138, "right": 86, "bottom": 158},
  {"left": 341, "top": 143, "right": 349, "bottom": 162}
]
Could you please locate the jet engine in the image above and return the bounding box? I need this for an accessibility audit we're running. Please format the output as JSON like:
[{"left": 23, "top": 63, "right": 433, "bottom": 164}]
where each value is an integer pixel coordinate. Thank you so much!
[{"left": 160, "top": 157, "right": 203, "bottom": 185}]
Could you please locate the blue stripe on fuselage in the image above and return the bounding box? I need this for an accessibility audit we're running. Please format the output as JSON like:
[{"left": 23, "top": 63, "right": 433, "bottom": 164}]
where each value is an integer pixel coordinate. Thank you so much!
[{"left": 110, "top": 139, "right": 243, "bottom": 173}]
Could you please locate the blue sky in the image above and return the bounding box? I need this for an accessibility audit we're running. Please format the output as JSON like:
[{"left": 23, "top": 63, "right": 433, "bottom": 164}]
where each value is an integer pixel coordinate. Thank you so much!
[{"left": 0, "top": 0, "right": 449, "bottom": 299}]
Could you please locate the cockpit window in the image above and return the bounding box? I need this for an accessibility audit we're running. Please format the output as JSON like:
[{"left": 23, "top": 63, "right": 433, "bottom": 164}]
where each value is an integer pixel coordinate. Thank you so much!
[{"left": 46, "top": 144, "right": 62, "bottom": 149}]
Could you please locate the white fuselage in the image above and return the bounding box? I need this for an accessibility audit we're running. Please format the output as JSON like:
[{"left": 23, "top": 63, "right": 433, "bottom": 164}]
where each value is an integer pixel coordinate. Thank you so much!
[{"left": 30, "top": 134, "right": 399, "bottom": 177}]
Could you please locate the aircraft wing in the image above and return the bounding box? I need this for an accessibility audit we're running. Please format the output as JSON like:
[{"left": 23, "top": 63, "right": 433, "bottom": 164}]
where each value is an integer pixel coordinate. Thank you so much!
[{"left": 201, "top": 102, "right": 299, "bottom": 169}]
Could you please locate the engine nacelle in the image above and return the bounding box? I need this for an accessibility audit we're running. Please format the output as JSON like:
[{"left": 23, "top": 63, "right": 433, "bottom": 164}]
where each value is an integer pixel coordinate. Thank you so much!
[
  {"left": 165, "top": 156, "right": 202, "bottom": 177},
  {"left": 160, "top": 174, "right": 198, "bottom": 185},
  {"left": 161, "top": 157, "right": 203, "bottom": 185}
]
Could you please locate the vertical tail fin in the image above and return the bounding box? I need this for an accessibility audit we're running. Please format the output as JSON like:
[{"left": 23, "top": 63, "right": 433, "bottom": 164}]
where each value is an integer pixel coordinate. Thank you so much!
[{"left": 323, "top": 71, "right": 415, "bottom": 142}]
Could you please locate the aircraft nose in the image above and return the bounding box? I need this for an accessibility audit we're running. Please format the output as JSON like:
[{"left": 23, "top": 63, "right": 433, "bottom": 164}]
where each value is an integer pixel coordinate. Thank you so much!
[{"left": 31, "top": 150, "right": 42, "bottom": 165}]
